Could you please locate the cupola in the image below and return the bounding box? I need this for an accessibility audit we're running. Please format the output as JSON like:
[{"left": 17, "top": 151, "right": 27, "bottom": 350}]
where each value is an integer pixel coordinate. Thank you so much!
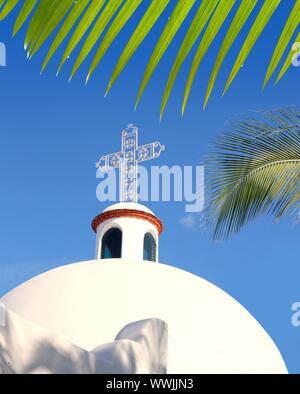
[{"left": 92, "top": 202, "right": 163, "bottom": 262}]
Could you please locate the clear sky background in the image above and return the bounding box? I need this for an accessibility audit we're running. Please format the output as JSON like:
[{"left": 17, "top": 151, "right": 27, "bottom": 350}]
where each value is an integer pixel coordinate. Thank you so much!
[{"left": 0, "top": 1, "right": 299, "bottom": 373}]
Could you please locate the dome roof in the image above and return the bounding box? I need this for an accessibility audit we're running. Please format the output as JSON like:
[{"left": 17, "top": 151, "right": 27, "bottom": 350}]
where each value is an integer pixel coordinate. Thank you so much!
[
  {"left": 1, "top": 259, "right": 287, "bottom": 374},
  {"left": 92, "top": 203, "right": 163, "bottom": 235},
  {"left": 102, "top": 202, "right": 154, "bottom": 215}
]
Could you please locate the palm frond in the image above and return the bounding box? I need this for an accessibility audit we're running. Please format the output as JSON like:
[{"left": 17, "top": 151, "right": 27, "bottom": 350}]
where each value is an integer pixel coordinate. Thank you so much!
[
  {"left": 57, "top": 0, "right": 107, "bottom": 75},
  {"left": 223, "top": 0, "right": 281, "bottom": 95},
  {"left": 135, "top": 0, "right": 196, "bottom": 110},
  {"left": 13, "top": 0, "right": 37, "bottom": 36},
  {"left": 204, "top": 0, "right": 257, "bottom": 109},
  {"left": 69, "top": 0, "right": 123, "bottom": 80},
  {"left": 28, "top": 0, "right": 74, "bottom": 59},
  {"left": 263, "top": 0, "right": 300, "bottom": 87},
  {"left": 160, "top": 0, "right": 218, "bottom": 119},
  {"left": 0, "top": 0, "right": 19, "bottom": 21},
  {"left": 40, "top": 0, "right": 90, "bottom": 73},
  {"left": 106, "top": 0, "right": 170, "bottom": 97},
  {"left": 205, "top": 107, "right": 300, "bottom": 240},
  {"left": 0, "top": 0, "right": 299, "bottom": 116},
  {"left": 86, "top": 0, "right": 143, "bottom": 83},
  {"left": 182, "top": 0, "right": 236, "bottom": 115}
]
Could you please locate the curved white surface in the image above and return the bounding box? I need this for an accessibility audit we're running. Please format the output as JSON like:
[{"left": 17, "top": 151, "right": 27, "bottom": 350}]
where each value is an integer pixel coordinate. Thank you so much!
[
  {"left": 102, "top": 202, "right": 154, "bottom": 215},
  {"left": 1, "top": 260, "right": 287, "bottom": 374}
]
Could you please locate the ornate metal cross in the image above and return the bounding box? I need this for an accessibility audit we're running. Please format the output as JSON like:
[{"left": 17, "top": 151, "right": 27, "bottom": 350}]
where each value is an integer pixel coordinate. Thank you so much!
[{"left": 96, "top": 124, "right": 165, "bottom": 203}]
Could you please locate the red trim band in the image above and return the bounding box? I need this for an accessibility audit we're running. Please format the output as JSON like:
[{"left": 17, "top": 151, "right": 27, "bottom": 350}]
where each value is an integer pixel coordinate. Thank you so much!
[{"left": 92, "top": 209, "right": 163, "bottom": 235}]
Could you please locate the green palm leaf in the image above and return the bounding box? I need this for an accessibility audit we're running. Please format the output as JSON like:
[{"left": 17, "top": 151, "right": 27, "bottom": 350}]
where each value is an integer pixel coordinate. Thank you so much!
[
  {"left": 25, "top": 0, "right": 58, "bottom": 51},
  {"left": 135, "top": 0, "right": 196, "bottom": 110},
  {"left": 13, "top": 0, "right": 37, "bottom": 36},
  {"left": 86, "top": 0, "right": 143, "bottom": 83},
  {"left": 223, "top": 0, "right": 280, "bottom": 95},
  {"left": 27, "top": 0, "right": 74, "bottom": 59},
  {"left": 0, "top": 0, "right": 19, "bottom": 21},
  {"left": 264, "top": 0, "right": 300, "bottom": 87},
  {"left": 206, "top": 107, "right": 300, "bottom": 239},
  {"left": 70, "top": 0, "right": 123, "bottom": 81},
  {"left": 160, "top": 0, "right": 218, "bottom": 119},
  {"left": 41, "top": 0, "right": 90, "bottom": 73},
  {"left": 106, "top": 0, "right": 170, "bottom": 96},
  {"left": 182, "top": 0, "right": 236, "bottom": 115},
  {"left": 204, "top": 0, "right": 258, "bottom": 109},
  {"left": 275, "top": 188, "right": 300, "bottom": 219},
  {"left": 57, "top": 0, "right": 107, "bottom": 75},
  {"left": 0, "top": 0, "right": 299, "bottom": 116}
]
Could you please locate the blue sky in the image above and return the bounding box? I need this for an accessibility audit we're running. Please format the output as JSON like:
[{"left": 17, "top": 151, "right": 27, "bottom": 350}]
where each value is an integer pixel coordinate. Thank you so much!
[{"left": 0, "top": 1, "right": 300, "bottom": 373}]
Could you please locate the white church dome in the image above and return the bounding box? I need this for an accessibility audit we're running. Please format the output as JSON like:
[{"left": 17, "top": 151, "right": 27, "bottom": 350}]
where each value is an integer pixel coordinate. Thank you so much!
[{"left": 2, "top": 259, "right": 287, "bottom": 374}]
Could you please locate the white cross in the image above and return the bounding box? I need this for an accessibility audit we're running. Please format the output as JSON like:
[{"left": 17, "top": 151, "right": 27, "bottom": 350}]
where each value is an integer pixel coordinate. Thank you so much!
[{"left": 96, "top": 124, "right": 165, "bottom": 203}]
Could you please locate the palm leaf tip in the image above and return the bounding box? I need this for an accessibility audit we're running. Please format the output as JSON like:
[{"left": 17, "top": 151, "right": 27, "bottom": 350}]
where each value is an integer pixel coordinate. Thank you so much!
[
  {"left": 204, "top": 0, "right": 259, "bottom": 109},
  {"left": 105, "top": 80, "right": 112, "bottom": 96},
  {"left": 223, "top": 0, "right": 281, "bottom": 96},
  {"left": 13, "top": 0, "right": 38, "bottom": 37},
  {"left": 85, "top": 73, "right": 90, "bottom": 84},
  {"left": 263, "top": 0, "right": 300, "bottom": 88},
  {"left": 136, "top": 0, "right": 199, "bottom": 110},
  {"left": 182, "top": 0, "right": 236, "bottom": 115},
  {"left": 159, "top": 0, "right": 220, "bottom": 119},
  {"left": 206, "top": 107, "right": 300, "bottom": 239}
]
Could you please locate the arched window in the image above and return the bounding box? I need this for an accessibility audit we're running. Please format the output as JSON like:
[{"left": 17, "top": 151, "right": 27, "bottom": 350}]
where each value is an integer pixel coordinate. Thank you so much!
[
  {"left": 101, "top": 228, "right": 122, "bottom": 259},
  {"left": 143, "top": 233, "right": 156, "bottom": 262}
]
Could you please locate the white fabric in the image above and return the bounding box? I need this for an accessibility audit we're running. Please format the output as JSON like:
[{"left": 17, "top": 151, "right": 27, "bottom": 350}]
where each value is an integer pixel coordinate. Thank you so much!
[{"left": 0, "top": 309, "right": 167, "bottom": 374}]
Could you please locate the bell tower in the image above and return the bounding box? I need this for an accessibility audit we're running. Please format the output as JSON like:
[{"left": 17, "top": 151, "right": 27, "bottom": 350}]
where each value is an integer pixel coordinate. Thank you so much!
[{"left": 92, "top": 202, "right": 163, "bottom": 261}]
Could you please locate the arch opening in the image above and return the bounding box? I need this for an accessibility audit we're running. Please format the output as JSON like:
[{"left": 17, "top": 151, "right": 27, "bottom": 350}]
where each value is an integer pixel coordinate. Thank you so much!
[
  {"left": 101, "top": 228, "right": 122, "bottom": 259},
  {"left": 143, "top": 233, "right": 157, "bottom": 262}
]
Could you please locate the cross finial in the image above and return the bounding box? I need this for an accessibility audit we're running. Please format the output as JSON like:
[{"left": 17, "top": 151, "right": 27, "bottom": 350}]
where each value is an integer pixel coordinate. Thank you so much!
[{"left": 96, "top": 125, "right": 165, "bottom": 203}]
